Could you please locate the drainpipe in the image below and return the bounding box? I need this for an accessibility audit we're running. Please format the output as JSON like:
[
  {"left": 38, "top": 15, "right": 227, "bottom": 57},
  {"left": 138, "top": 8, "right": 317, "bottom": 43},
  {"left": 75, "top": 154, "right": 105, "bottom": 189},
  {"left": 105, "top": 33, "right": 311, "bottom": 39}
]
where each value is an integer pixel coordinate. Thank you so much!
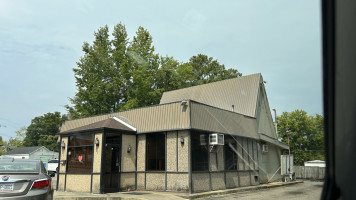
[{"left": 272, "top": 109, "right": 278, "bottom": 137}]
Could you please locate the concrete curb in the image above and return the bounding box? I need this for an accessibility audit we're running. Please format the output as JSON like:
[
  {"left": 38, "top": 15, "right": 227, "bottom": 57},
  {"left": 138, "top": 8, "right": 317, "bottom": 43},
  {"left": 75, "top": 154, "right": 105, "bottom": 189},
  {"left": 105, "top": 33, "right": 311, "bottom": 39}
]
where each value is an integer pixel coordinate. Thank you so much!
[
  {"left": 177, "top": 181, "right": 304, "bottom": 199},
  {"left": 53, "top": 181, "right": 304, "bottom": 200}
]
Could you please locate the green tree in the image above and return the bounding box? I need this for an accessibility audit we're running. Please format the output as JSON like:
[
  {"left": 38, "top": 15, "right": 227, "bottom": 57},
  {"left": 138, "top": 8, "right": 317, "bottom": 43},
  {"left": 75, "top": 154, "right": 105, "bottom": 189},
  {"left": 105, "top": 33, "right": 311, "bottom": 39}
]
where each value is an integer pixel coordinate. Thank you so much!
[
  {"left": 0, "top": 127, "right": 26, "bottom": 153},
  {"left": 0, "top": 136, "right": 5, "bottom": 155},
  {"left": 187, "top": 54, "right": 241, "bottom": 86},
  {"left": 24, "top": 112, "right": 67, "bottom": 151},
  {"left": 66, "top": 23, "right": 241, "bottom": 119},
  {"left": 124, "top": 26, "right": 162, "bottom": 109},
  {"left": 277, "top": 110, "right": 324, "bottom": 165},
  {"left": 67, "top": 24, "right": 127, "bottom": 118}
]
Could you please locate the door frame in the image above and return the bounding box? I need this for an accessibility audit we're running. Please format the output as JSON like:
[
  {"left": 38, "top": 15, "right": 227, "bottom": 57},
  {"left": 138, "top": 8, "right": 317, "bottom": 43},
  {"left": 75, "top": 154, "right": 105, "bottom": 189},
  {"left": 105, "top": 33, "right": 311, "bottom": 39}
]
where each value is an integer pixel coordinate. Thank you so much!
[{"left": 101, "top": 133, "right": 122, "bottom": 193}]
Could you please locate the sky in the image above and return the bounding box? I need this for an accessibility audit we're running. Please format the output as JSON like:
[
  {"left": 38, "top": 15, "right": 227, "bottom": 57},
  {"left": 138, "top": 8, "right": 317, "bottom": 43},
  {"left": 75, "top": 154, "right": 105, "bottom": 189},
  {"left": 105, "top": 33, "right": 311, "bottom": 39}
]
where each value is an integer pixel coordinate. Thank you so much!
[{"left": 0, "top": 0, "right": 322, "bottom": 141}]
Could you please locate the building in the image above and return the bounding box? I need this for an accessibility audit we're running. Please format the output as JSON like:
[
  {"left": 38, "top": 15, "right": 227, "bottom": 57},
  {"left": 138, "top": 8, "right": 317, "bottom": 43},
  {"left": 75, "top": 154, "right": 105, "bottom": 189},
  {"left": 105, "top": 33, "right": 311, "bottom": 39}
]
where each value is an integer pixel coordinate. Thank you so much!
[
  {"left": 5, "top": 146, "right": 59, "bottom": 168},
  {"left": 304, "top": 160, "right": 326, "bottom": 168},
  {"left": 57, "top": 73, "right": 288, "bottom": 193}
]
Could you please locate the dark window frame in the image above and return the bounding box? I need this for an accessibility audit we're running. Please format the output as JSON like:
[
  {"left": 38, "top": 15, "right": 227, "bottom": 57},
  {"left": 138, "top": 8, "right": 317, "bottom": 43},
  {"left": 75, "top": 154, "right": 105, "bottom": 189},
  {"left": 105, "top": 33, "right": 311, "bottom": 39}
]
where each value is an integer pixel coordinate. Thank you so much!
[
  {"left": 146, "top": 132, "right": 166, "bottom": 171},
  {"left": 191, "top": 131, "right": 209, "bottom": 171},
  {"left": 224, "top": 135, "right": 238, "bottom": 171},
  {"left": 67, "top": 134, "right": 94, "bottom": 173}
]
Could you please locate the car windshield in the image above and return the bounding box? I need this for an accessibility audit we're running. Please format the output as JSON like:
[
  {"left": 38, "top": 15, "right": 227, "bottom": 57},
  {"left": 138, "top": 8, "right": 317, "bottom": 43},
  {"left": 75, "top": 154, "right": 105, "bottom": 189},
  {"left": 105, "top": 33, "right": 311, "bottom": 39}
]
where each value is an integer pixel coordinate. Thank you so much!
[{"left": 0, "top": 161, "right": 39, "bottom": 173}]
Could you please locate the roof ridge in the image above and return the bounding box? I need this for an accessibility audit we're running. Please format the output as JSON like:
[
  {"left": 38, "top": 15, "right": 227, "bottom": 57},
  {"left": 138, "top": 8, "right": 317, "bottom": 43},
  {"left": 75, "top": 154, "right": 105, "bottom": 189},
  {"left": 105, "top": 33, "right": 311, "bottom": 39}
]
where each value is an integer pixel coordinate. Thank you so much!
[{"left": 160, "top": 73, "right": 261, "bottom": 96}]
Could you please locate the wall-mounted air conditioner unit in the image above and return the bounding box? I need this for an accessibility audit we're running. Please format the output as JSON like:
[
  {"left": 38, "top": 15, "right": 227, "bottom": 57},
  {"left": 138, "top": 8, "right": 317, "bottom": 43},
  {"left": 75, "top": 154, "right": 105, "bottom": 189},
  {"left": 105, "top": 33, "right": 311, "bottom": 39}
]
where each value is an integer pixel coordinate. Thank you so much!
[
  {"left": 200, "top": 134, "right": 207, "bottom": 145},
  {"left": 209, "top": 133, "right": 224, "bottom": 145},
  {"left": 262, "top": 144, "right": 268, "bottom": 152}
]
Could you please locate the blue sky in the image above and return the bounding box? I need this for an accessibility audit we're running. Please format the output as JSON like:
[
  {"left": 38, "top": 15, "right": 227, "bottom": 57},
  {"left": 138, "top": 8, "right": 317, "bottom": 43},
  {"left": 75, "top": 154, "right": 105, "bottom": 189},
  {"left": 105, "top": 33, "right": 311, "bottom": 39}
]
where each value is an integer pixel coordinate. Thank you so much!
[{"left": 0, "top": 0, "right": 322, "bottom": 141}]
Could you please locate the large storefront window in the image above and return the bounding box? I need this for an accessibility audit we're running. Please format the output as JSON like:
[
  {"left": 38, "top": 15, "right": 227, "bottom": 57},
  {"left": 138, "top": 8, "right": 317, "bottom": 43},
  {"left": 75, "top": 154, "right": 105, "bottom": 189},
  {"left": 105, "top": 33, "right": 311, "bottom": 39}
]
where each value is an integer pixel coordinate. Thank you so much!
[
  {"left": 67, "top": 135, "right": 93, "bottom": 173},
  {"left": 224, "top": 135, "right": 238, "bottom": 171},
  {"left": 146, "top": 132, "right": 165, "bottom": 171},
  {"left": 192, "top": 131, "right": 209, "bottom": 171}
]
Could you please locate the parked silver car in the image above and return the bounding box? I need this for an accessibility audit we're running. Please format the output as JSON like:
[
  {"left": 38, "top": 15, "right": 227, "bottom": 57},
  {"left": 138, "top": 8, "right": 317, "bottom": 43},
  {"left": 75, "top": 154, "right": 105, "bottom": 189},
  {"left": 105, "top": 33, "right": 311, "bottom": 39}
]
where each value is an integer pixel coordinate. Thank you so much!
[{"left": 0, "top": 156, "right": 53, "bottom": 200}]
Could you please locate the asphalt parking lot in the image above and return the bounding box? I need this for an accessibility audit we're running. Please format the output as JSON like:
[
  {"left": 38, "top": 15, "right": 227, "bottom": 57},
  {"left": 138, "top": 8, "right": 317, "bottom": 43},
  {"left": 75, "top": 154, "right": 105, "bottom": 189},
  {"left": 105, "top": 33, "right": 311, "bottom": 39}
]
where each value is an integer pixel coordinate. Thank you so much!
[{"left": 202, "top": 181, "right": 323, "bottom": 200}]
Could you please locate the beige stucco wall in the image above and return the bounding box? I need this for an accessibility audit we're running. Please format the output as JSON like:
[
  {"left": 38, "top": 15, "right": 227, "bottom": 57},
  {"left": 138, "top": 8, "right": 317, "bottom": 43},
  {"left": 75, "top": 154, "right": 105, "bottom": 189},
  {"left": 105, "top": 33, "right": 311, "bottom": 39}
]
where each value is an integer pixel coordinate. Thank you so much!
[
  {"left": 209, "top": 146, "right": 224, "bottom": 171},
  {"left": 121, "top": 134, "right": 136, "bottom": 172},
  {"left": 166, "top": 173, "right": 189, "bottom": 191},
  {"left": 211, "top": 172, "right": 225, "bottom": 190},
  {"left": 58, "top": 174, "right": 65, "bottom": 191},
  {"left": 166, "top": 131, "right": 177, "bottom": 171},
  {"left": 210, "top": 152, "right": 217, "bottom": 171},
  {"left": 120, "top": 173, "right": 135, "bottom": 191},
  {"left": 145, "top": 173, "right": 165, "bottom": 190},
  {"left": 59, "top": 137, "right": 68, "bottom": 173},
  {"left": 192, "top": 173, "right": 210, "bottom": 192},
  {"left": 93, "top": 133, "right": 103, "bottom": 173},
  {"left": 259, "top": 143, "right": 282, "bottom": 183},
  {"left": 66, "top": 174, "right": 91, "bottom": 192},
  {"left": 226, "top": 172, "right": 239, "bottom": 188},
  {"left": 178, "top": 130, "right": 189, "bottom": 172},
  {"left": 239, "top": 171, "right": 251, "bottom": 187},
  {"left": 58, "top": 137, "right": 68, "bottom": 192},
  {"left": 136, "top": 173, "right": 145, "bottom": 190},
  {"left": 91, "top": 174, "right": 101, "bottom": 193},
  {"left": 137, "top": 134, "right": 146, "bottom": 171},
  {"left": 250, "top": 172, "right": 259, "bottom": 186}
]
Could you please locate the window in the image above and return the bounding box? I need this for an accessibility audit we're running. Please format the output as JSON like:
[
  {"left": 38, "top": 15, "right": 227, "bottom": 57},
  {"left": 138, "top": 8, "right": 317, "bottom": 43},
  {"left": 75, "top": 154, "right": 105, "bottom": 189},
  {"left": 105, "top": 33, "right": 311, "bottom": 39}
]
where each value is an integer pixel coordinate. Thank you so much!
[
  {"left": 67, "top": 135, "right": 93, "bottom": 173},
  {"left": 0, "top": 161, "right": 39, "bottom": 173},
  {"left": 191, "top": 131, "right": 209, "bottom": 171},
  {"left": 224, "top": 135, "right": 238, "bottom": 171},
  {"left": 146, "top": 132, "right": 165, "bottom": 171}
]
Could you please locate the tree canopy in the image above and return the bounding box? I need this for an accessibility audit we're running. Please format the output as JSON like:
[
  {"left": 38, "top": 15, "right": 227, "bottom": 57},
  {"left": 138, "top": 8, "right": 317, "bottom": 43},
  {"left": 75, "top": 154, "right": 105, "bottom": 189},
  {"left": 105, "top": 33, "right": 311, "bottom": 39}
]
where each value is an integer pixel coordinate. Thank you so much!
[
  {"left": 277, "top": 110, "right": 324, "bottom": 165},
  {"left": 24, "top": 112, "right": 68, "bottom": 151},
  {"left": 66, "top": 23, "right": 241, "bottom": 119},
  {"left": 0, "top": 127, "right": 25, "bottom": 154}
]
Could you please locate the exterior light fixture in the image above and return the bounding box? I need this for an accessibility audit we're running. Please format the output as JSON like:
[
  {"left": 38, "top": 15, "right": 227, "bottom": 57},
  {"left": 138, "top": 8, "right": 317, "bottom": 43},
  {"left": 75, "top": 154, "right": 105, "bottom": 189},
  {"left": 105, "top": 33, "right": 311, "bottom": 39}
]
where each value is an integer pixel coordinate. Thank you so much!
[
  {"left": 181, "top": 100, "right": 187, "bottom": 106},
  {"left": 95, "top": 138, "right": 100, "bottom": 146},
  {"left": 180, "top": 136, "right": 184, "bottom": 144},
  {"left": 61, "top": 141, "right": 65, "bottom": 149},
  {"left": 68, "top": 151, "right": 71, "bottom": 156},
  {"left": 127, "top": 145, "right": 131, "bottom": 153}
]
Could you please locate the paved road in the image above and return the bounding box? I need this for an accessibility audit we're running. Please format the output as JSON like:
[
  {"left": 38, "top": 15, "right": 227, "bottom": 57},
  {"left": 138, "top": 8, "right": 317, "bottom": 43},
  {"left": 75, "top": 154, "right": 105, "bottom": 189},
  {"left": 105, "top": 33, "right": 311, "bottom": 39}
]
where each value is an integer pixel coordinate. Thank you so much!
[{"left": 203, "top": 181, "right": 323, "bottom": 200}]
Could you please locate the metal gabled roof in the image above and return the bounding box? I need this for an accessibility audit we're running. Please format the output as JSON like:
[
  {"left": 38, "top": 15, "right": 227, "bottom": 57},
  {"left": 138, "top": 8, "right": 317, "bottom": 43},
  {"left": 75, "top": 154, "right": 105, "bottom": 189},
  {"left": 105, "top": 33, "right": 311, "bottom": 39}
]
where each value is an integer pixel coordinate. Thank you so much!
[
  {"left": 60, "top": 117, "right": 136, "bottom": 134},
  {"left": 160, "top": 73, "right": 262, "bottom": 117},
  {"left": 60, "top": 102, "right": 191, "bottom": 133},
  {"left": 5, "top": 146, "right": 46, "bottom": 155}
]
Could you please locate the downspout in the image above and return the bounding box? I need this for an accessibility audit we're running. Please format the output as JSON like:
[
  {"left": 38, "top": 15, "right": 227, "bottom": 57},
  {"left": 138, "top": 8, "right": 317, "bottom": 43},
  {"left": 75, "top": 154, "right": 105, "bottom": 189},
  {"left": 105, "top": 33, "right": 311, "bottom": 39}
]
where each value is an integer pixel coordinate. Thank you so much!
[{"left": 272, "top": 109, "right": 278, "bottom": 138}]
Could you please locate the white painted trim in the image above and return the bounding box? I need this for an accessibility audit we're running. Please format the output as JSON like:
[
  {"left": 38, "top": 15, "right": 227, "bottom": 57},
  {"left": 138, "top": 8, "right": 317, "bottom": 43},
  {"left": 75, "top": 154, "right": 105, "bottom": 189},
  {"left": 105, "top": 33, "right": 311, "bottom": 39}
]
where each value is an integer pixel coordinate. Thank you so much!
[{"left": 112, "top": 116, "right": 137, "bottom": 131}]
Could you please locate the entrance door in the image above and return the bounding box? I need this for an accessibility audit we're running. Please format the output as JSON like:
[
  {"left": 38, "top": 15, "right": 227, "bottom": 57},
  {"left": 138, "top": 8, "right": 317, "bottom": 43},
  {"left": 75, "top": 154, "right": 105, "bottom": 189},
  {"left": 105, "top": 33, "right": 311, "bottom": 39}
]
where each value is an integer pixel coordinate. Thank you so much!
[{"left": 104, "top": 137, "right": 121, "bottom": 193}]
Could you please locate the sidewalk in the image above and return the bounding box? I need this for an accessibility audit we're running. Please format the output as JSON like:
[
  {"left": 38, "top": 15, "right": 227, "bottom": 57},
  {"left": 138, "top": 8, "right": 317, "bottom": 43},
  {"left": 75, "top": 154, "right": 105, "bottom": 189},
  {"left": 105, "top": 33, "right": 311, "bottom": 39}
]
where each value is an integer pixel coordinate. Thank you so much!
[{"left": 53, "top": 181, "right": 303, "bottom": 200}]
